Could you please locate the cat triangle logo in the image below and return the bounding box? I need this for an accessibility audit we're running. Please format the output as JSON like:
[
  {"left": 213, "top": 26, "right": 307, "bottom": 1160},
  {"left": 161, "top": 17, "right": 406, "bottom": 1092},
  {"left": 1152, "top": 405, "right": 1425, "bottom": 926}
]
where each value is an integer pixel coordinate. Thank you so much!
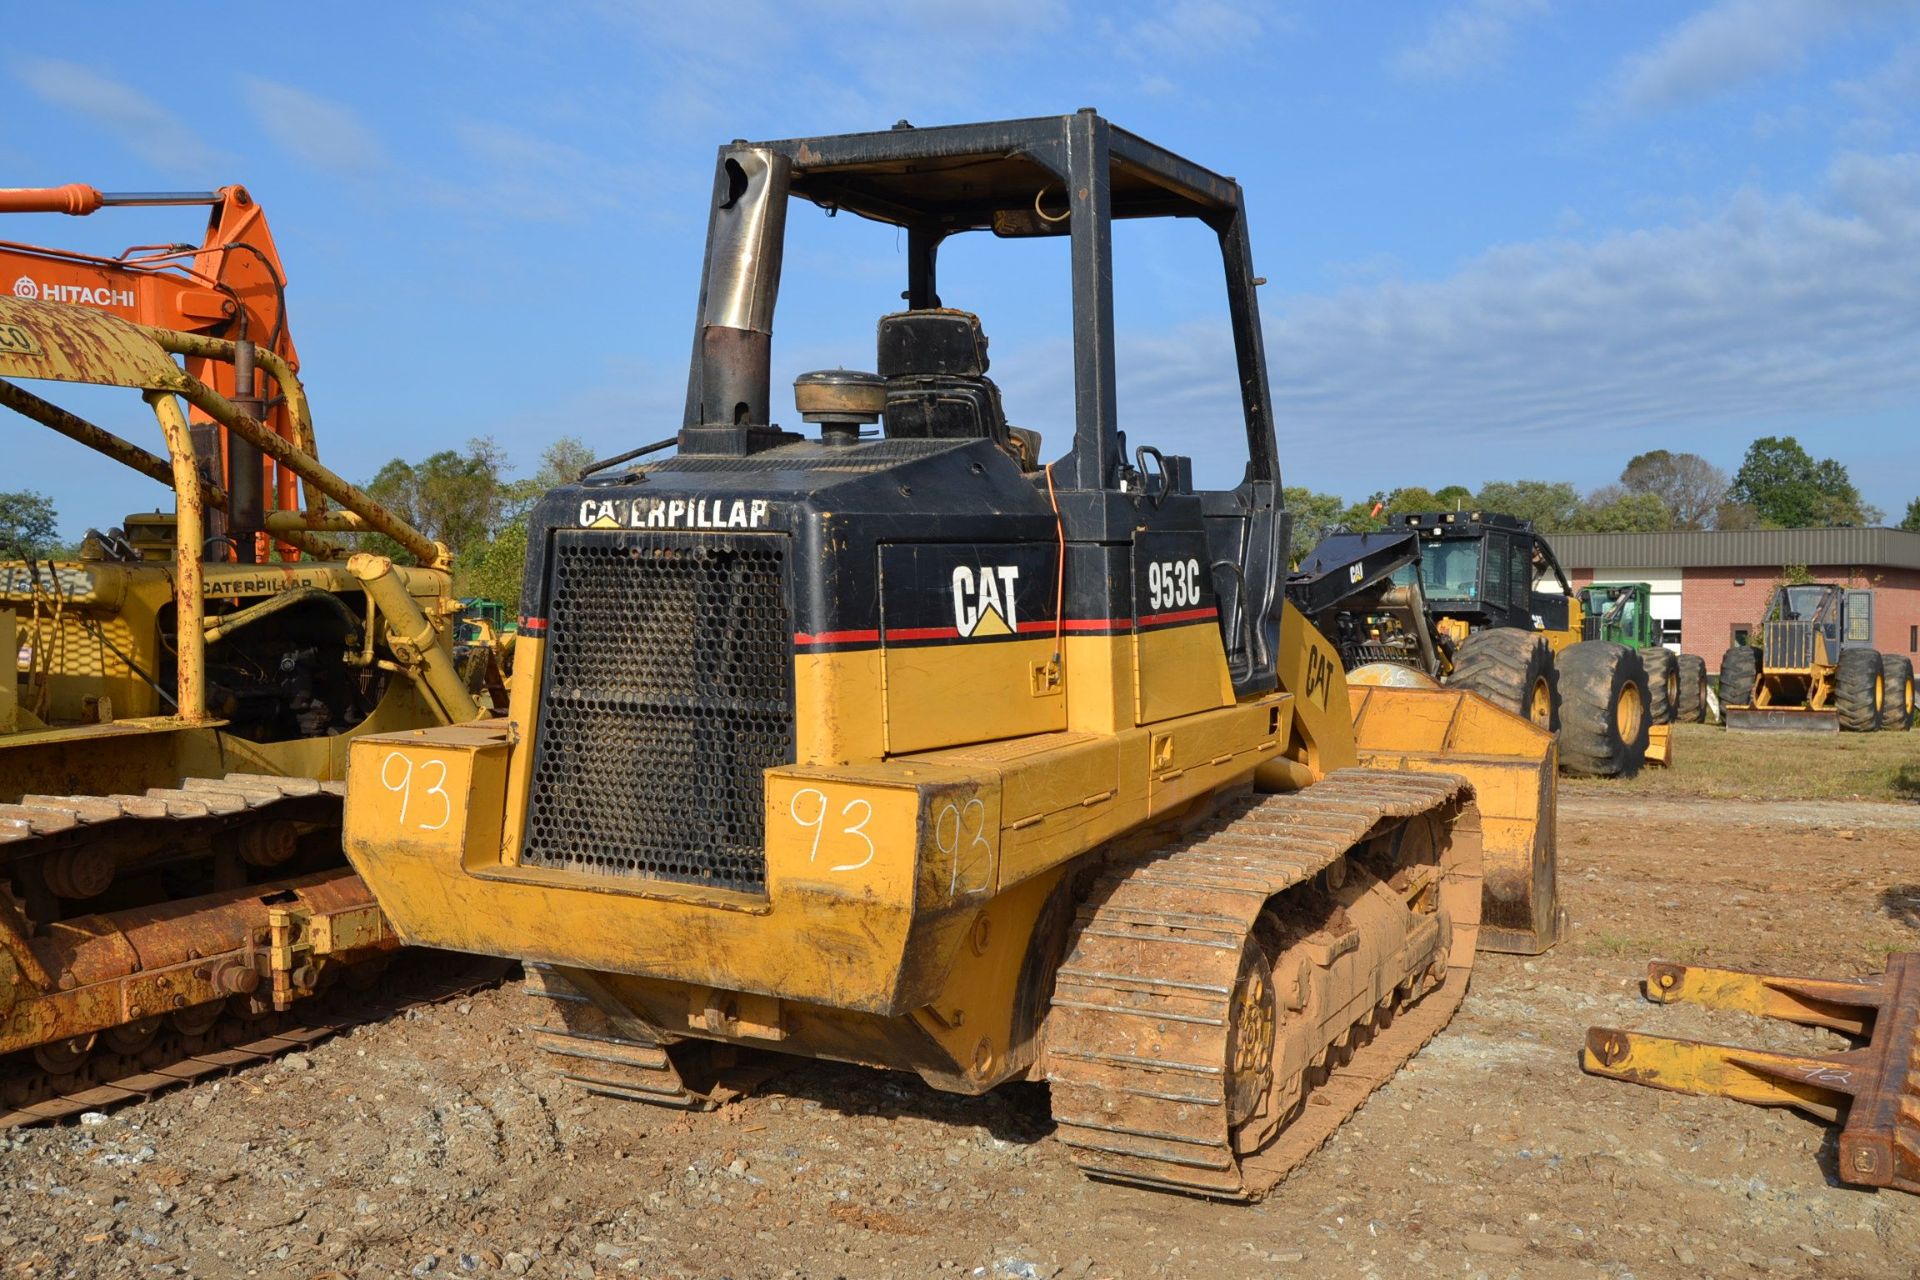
[
  {"left": 969, "top": 605, "right": 1012, "bottom": 637},
  {"left": 952, "top": 565, "right": 1020, "bottom": 639},
  {"left": 587, "top": 513, "right": 620, "bottom": 529}
]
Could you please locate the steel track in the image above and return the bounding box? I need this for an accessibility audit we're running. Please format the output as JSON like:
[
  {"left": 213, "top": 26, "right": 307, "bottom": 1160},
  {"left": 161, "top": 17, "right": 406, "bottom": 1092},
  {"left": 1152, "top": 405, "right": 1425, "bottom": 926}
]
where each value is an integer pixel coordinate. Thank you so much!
[
  {"left": 1044, "top": 769, "right": 1481, "bottom": 1200},
  {"left": 0, "top": 952, "right": 507, "bottom": 1127}
]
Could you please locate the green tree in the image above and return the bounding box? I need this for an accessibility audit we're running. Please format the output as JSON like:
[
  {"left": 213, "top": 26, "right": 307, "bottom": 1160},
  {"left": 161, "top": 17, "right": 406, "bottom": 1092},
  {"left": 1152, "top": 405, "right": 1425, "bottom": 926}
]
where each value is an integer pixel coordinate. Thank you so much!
[
  {"left": 1619, "top": 450, "right": 1725, "bottom": 529},
  {"left": 0, "top": 490, "right": 61, "bottom": 559},
  {"left": 457, "top": 436, "right": 599, "bottom": 603},
  {"left": 1283, "top": 486, "right": 1351, "bottom": 563},
  {"left": 1902, "top": 498, "right": 1920, "bottom": 532},
  {"left": 1379, "top": 486, "right": 1441, "bottom": 517},
  {"left": 1473, "top": 479, "right": 1582, "bottom": 531},
  {"left": 465, "top": 518, "right": 530, "bottom": 608},
  {"left": 503, "top": 436, "right": 599, "bottom": 521},
  {"left": 364, "top": 437, "right": 509, "bottom": 564},
  {"left": 1727, "top": 436, "right": 1878, "bottom": 527},
  {"left": 1566, "top": 489, "right": 1671, "bottom": 533}
]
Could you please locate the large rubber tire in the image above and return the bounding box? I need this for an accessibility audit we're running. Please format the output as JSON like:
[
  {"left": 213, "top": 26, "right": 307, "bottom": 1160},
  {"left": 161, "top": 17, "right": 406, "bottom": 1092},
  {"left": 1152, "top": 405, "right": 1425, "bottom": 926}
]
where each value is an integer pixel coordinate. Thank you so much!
[
  {"left": 1674, "top": 654, "right": 1709, "bottom": 723},
  {"left": 1879, "top": 654, "right": 1913, "bottom": 731},
  {"left": 1639, "top": 647, "right": 1678, "bottom": 725},
  {"left": 1718, "top": 646, "right": 1760, "bottom": 709},
  {"left": 1448, "top": 627, "right": 1557, "bottom": 730},
  {"left": 1557, "top": 641, "right": 1651, "bottom": 778},
  {"left": 1834, "top": 648, "right": 1884, "bottom": 732}
]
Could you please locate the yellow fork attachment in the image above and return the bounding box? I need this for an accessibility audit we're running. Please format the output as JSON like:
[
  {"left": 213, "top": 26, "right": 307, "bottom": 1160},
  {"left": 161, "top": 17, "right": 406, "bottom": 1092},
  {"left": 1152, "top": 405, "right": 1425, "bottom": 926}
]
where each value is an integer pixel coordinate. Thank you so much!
[{"left": 1584, "top": 955, "right": 1920, "bottom": 1195}]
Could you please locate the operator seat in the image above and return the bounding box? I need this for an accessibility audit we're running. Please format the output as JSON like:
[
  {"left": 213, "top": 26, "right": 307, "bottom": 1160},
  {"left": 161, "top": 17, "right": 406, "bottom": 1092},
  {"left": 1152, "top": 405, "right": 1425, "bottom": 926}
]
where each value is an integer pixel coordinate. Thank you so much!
[{"left": 876, "top": 309, "right": 1040, "bottom": 467}]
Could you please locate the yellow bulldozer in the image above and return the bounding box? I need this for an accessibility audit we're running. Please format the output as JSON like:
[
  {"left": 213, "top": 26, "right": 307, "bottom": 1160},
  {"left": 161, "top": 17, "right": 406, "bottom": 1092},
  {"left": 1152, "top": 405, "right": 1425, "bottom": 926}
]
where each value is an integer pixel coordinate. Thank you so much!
[
  {"left": 344, "top": 112, "right": 1561, "bottom": 1200},
  {"left": 0, "top": 289, "right": 478, "bottom": 1121}
]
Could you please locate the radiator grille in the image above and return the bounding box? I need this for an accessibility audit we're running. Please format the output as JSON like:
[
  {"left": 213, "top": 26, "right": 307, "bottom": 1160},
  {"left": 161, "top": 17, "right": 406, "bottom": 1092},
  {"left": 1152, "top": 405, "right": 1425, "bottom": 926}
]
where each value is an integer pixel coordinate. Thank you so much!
[
  {"left": 519, "top": 530, "right": 793, "bottom": 892},
  {"left": 1763, "top": 619, "right": 1815, "bottom": 669}
]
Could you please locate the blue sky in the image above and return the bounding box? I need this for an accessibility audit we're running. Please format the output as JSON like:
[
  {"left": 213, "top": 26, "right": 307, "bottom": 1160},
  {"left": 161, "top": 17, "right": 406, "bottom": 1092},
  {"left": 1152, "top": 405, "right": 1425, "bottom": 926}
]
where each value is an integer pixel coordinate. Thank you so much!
[{"left": 5, "top": 1, "right": 1919, "bottom": 535}]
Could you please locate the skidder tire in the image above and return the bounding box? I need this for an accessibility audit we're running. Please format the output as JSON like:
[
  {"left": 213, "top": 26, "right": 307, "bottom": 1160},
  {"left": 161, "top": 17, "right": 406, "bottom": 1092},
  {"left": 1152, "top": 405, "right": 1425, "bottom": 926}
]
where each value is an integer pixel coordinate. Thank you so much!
[
  {"left": 1718, "top": 646, "right": 1759, "bottom": 709},
  {"left": 1834, "top": 648, "right": 1883, "bottom": 732},
  {"left": 1639, "top": 647, "right": 1678, "bottom": 725},
  {"left": 1674, "top": 654, "right": 1709, "bottom": 723},
  {"left": 1448, "top": 627, "right": 1557, "bottom": 729},
  {"left": 1882, "top": 655, "right": 1915, "bottom": 731},
  {"left": 1557, "top": 641, "right": 1650, "bottom": 778}
]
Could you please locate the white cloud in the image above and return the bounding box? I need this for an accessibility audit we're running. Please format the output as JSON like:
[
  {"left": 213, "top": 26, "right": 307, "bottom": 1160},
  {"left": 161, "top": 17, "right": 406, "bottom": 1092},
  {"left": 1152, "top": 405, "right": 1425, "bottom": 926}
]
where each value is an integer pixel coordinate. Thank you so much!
[
  {"left": 1836, "top": 35, "right": 1920, "bottom": 135},
  {"left": 1105, "top": 0, "right": 1274, "bottom": 64},
  {"left": 1271, "top": 151, "right": 1920, "bottom": 444},
  {"left": 15, "top": 58, "right": 227, "bottom": 174},
  {"left": 995, "top": 153, "right": 1920, "bottom": 490},
  {"left": 427, "top": 120, "right": 624, "bottom": 223},
  {"left": 1610, "top": 0, "right": 1915, "bottom": 113},
  {"left": 1391, "top": 0, "right": 1549, "bottom": 82},
  {"left": 242, "top": 77, "right": 389, "bottom": 177}
]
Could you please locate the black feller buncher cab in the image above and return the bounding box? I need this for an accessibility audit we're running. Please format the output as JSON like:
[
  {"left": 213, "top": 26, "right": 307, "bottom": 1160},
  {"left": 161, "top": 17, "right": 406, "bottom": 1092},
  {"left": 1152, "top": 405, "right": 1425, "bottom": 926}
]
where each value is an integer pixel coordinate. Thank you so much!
[
  {"left": 1389, "top": 512, "right": 1655, "bottom": 776},
  {"left": 512, "top": 112, "right": 1294, "bottom": 813},
  {"left": 1393, "top": 512, "right": 1572, "bottom": 637}
]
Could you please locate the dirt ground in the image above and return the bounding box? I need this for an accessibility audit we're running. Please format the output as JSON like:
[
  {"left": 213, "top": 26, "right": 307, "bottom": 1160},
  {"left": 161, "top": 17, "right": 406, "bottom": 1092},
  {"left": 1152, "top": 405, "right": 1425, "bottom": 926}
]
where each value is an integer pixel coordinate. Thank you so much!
[{"left": 2, "top": 785, "right": 1918, "bottom": 1279}]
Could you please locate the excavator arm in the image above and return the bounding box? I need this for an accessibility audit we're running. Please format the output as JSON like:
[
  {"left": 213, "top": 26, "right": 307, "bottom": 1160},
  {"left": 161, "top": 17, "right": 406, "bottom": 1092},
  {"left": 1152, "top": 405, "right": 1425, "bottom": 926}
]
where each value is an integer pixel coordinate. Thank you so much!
[{"left": 0, "top": 184, "right": 305, "bottom": 557}]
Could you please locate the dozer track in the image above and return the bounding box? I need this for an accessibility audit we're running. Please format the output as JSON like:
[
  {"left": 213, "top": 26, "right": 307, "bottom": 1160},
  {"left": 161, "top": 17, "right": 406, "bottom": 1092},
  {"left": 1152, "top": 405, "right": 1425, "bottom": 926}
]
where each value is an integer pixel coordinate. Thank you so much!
[
  {"left": 1043, "top": 769, "right": 1483, "bottom": 1200},
  {"left": 523, "top": 964, "right": 771, "bottom": 1110},
  {"left": 0, "top": 773, "right": 497, "bottom": 1126}
]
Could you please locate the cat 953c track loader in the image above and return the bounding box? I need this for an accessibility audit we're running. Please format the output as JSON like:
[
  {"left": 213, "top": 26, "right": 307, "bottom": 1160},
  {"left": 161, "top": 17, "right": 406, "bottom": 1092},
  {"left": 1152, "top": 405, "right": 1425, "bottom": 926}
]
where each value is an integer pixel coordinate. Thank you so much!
[{"left": 344, "top": 112, "right": 1561, "bottom": 1200}]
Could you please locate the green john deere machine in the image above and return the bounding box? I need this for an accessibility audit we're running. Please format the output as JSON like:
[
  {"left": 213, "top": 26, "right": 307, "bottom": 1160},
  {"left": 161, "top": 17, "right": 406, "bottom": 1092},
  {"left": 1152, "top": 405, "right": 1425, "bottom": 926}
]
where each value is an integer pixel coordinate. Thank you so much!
[{"left": 1578, "top": 582, "right": 1706, "bottom": 724}]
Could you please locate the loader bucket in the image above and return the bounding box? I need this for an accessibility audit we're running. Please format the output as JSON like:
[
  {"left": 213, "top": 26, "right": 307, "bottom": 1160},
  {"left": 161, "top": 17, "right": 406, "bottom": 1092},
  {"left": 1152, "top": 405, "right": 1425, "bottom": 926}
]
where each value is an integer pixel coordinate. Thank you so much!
[{"left": 1348, "top": 685, "right": 1562, "bottom": 955}]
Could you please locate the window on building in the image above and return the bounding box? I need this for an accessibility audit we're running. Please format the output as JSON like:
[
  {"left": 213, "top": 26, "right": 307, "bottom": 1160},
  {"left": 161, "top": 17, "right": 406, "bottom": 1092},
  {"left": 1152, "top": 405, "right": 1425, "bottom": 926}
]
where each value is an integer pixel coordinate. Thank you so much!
[
  {"left": 1659, "top": 618, "right": 1682, "bottom": 646},
  {"left": 1911, "top": 624, "right": 1917, "bottom": 654},
  {"left": 1731, "top": 624, "right": 1751, "bottom": 647}
]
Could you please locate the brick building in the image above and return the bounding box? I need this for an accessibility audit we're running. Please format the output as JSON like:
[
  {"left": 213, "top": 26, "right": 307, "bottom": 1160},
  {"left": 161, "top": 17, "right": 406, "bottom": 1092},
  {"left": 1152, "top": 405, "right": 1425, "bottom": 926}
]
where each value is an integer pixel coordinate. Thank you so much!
[{"left": 1549, "top": 527, "right": 1920, "bottom": 674}]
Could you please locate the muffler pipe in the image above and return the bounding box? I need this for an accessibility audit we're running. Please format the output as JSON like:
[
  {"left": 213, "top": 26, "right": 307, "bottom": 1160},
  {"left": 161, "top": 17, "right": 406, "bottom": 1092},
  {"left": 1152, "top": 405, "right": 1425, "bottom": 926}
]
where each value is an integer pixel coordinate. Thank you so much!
[{"left": 696, "top": 148, "right": 790, "bottom": 429}]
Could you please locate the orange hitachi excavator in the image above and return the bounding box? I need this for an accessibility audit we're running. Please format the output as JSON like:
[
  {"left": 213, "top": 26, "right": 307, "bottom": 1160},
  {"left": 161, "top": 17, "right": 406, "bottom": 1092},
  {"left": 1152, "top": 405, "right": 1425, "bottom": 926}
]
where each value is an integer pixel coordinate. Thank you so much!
[
  {"left": 0, "top": 186, "right": 489, "bottom": 1126},
  {"left": 0, "top": 183, "right": 303, "bottom": 559}
]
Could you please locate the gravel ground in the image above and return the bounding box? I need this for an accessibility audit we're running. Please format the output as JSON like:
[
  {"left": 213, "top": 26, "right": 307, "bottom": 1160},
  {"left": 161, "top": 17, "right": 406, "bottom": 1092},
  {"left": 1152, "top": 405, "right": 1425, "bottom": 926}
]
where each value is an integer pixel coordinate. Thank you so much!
[{"left": 0, "top": 791, "right": 1915, "bottom": 1279}]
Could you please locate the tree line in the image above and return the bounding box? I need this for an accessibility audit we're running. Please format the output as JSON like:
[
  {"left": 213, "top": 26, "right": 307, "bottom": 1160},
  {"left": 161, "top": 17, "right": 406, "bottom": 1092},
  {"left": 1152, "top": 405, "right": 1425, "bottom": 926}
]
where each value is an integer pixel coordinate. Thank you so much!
[
  {"left": 0, "top": 432, "right": 1913, "bottom": 595},
  {"left": 1287, "top": 435, "right": 1903, "bottom": 562}
]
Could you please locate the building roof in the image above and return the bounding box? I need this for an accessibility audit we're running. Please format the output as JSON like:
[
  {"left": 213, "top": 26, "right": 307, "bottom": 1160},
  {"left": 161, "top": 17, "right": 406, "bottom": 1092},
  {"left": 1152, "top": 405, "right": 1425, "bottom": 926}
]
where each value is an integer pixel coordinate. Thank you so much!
[{"left": 1550, "top": 526, "right": 1920, "bottom": 571}]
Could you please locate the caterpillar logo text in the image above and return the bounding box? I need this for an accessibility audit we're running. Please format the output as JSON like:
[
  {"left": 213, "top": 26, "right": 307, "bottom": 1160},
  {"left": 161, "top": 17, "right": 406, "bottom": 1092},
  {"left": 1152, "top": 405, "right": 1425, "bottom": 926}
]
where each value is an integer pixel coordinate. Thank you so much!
[
  {"left": 578, "top": 496, "right": 770, "bottom": 530},
  {"left": 952, "top": 565, "right": 1020, "bottom": 638}
]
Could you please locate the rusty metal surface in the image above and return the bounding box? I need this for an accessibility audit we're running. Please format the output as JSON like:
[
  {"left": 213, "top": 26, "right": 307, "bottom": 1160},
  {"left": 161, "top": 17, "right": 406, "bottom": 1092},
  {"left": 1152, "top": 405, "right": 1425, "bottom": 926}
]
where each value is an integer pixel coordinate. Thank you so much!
[
  {"left": 0, "top": 377, "right": 225, "bottom": 503},
  {"left": 1585, "top": 954, "right": 1920, "bottom": 1195},
  {"left": 0, "top": 775, "right": 359, "bottom": 1054},
  {"left": 0, "top": 952, "right": 506, "bottom": 1129},
  {"left": 0, "top": 295, "right": 183, "bottom": 389},
  {"left": 145, "top": 391, "right": 209, "bottom": 722},
  {"left": 1041, "top": 769, "right": 1483, "bottom": 1200}
]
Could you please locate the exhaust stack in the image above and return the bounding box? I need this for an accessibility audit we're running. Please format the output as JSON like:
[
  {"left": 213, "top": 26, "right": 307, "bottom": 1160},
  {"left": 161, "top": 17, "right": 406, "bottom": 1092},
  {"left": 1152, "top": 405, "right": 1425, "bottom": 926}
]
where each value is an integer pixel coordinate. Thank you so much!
[{"left": 682, "top": 147, "right": 792, "bottom": 455}]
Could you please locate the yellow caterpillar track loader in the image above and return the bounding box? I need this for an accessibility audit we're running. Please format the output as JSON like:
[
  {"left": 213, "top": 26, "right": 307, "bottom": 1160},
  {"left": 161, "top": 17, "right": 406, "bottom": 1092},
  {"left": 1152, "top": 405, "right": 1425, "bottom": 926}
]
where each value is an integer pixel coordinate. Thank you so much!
[
  {"left": 0, "top": 292, "right": 479, "bottom": 1123},
  {"left": 344, "top": 112, "right": 1560, "bottom": 1200}
]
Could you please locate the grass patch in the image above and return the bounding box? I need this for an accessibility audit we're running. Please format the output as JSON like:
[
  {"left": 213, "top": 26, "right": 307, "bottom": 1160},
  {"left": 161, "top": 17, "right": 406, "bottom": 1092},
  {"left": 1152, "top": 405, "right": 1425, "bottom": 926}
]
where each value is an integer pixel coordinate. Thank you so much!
[{"left": 1564, "top": 723, "right": 1920, "bottom": 803}]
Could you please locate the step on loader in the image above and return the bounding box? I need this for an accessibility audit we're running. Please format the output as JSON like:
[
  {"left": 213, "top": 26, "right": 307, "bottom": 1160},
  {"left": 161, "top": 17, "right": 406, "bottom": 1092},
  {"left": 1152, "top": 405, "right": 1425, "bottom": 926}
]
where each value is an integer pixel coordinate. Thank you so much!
[
  {"left": 344, "top": 112, "right": 1562, "bottom": 1200},
  {"left": 0, "top": 187, "right": 483, "bottom": 1123}
]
